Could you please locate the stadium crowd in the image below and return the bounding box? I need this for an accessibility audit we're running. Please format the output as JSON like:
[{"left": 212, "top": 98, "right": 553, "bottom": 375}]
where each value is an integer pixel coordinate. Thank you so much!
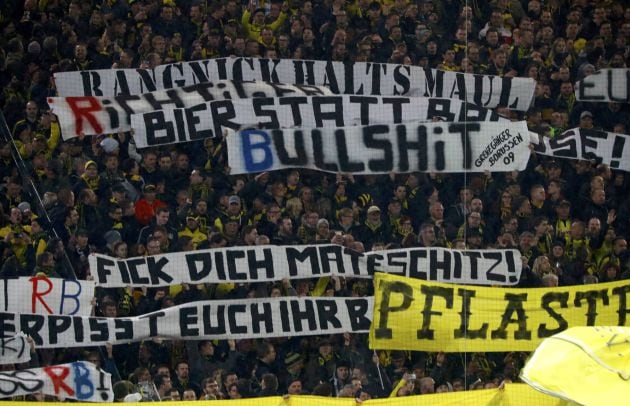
[{"left": 0, "top": 0, "right": 629, "bottom": 401}]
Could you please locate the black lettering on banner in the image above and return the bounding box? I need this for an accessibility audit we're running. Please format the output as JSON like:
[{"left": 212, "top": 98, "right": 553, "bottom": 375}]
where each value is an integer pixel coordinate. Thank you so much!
[
  {"left": 578, "top": 72, "right": 602, "bottom": 101},
  {"left": 408, "top": 250, "right": 428, "bottom": 279},
  {"left": 273, "top": 129, "right": 307, "bottom": 166},
  {"left": 417, "top": 285, "right": 453, "bottom": 340},
  {"left": 19, "top": 314, "right": 44, "bottom": 345},
  {"left": 343, "top": 60, "right": 354, "bottom": 94},
  {"left": 574, "top": 289, "right": 610, "bottom": 325},
  {"left": 127, "top": 258, "right": 148, "bottom": 285},
  {"left": 188, "top": 82, "right": 217, "bottom": 102},
  {"left": 180, "top": 306, "right": 199, "bottom": 336},
  {"left": 313, "top": 96, "right": 344, "bottom": 127},
  {"left": 312, "top": 129, "right": 338, "bottom": 172},
  {"left": 580, "top": 128, "right": 603, "bottom": 162},
  {"left": 367, "top": 253, "right": 384, "bottom": 275},
  {"left": 370, "top": 63, "right": 382, "bottom": 96},
  {"left": 323, "top": 62, "right": 340, "bottom": 93},
  {"left": 392, "top": 65, "right": 411, "bottom": 95},
  {"left": 72, "top": 316, "right": 84, "bottom": 344},
  {"left": 316, "top": 299, "right": 341, "bottom": 329},
  {"left": 386, "top": 251, "right": 407, "bottom": 275},
  {"left": 448, "top": 73, "right": 467, "bottom": 103},
  {"left": 135, "top": 69, "right": 158, "bottom": 93},
  {"left": 226, "top": 250, "right": 248, "bottom": 280},
  {"left": 186, "top": 103, "right": 213, "bottom": 141},
  {"left": 89, "top": 318, "right": 109, "bottom": 342},
  {"left": 279, "top": 300, "right": 291, "bottom": 332},
  {"left": 259, "top": 59, "right": 281, "bottom": 83},
  {"left": 187, "top": 252, "right": 213, "bottom": 281},
  {"left": 610, "top": 135, "right": 626, "bottom": 169},
  {"left": 462, "top": 251, "right": 482, "bottom": 280},
  {"left": 449, "top": 123, "right": 476, "bottom": 170},
  {"left": 162, "top": 63, "right": 184, "bottom": 88},
  {"left": 112, "top": 95, "right": 140, "bottom": 123},
  {"left": 483, "top": 252, "right": 505, "bottom": 282},
  {"left": 319, "top": 245, "right": 345, "bottom": 275},
  {"left": 48, "top": 315, "right": 71, "bottom": 345},
  {"left": 538, "top": 292, "right": 569, "bottom": 338},
  {"left": 146, "top": 256, "right": 172, "bottom": 285},
  {"left": 397, "top": 124, "right": 425, "bottom": 172},
  {"left": 113, "top": 71, "right": 131, "bottom": 96},
  {"left": 138, "top": 311, "right": 166, "bottom": 337},
  {"left": 452, "top": 251, "right": 462, "bottom": 279},
  {"left": 505, "top": 251, "right": 518, "bottom": 283},
  {"left": 114, "top": 318, "right": 133, "bottom": 340},
  {"left": 211, "top": 100, "right": 238, "bottom": 137},
  {"left": 202, "top": 304, "right": 226, "bottom": 335},
  {"left": 374, "top": 281, "right": 414, "bottom": 339},
  {"left": 101, "top": 100, "right": 119, "bottom": 129},
  {"left": 80, "top": 71, "right": 101, "bottom": 96},
  {"left": 250, "top": 302, "right": 273, "bottom": 334},
  {"left": 363, "top": 125, "right": 393, "bottom": 172},
  {"left": 545, "top": 131, "right": 579, "bottom": 157},
  {"left": 117, "top": 260, "right": 130, "bottom": 284},
  {"left": 144, "top": 89, "right": 184, "bottom": 110},
  {"left": 2, "top": 280, "right": 7, "bottom": 312},
  {"left": 227, "top": 304, "right": 248, "bottom": 334},
  {"left": 145, "top": 111, "right": 175, "bottom": 146},
  {"left": 490, "top": 293, "right": 531, "bottom": 340},
  {"left": 429, "top": 249, "right": 451, "bottom": 281},
  {"left": 95, "top": 257, "right": 115, "bottom": 284},
  {"left": 286, "top": 246, "right": 320, "bottom": 276},
  {"left": 279, "top": 97, "right": 307, "bottom": 127},
  {"left": 0, "top": 370, "right": 44, "bottom": 395},
  {"left": 427, "top": 99, "right": 455, "bottom": 122},
  {"left": 499, "top": 76, "right": 518, "bottom": 109},
  {"left": 253, "top": 97, "right": 280, "bottom": 128},
  {"left": 453, "top": 288, "right": 489, "bottom": 339},
  {"left": 336, "top": 129, "right": 364, "bottom": 172},
  {"left": 346, "top": 299, "right": 372, "bottom": 331},
  {"left": 607, "top": 70, "right": 630, "bottom": 103},
  {"left": 290, "top": 300, "right": 317, "bottom": 332},
  {"left": 0, "top": 335, "right": 25, "bottom": 359},
  {"left": 350, "top": 96, "right": 378, "bottom": 125},
  {"left": 246, "top": 248, "right": 274, "bottom": 279}
]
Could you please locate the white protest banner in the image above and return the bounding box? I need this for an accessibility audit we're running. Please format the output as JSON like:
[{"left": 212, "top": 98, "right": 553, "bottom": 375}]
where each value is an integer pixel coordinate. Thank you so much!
[
  {"left": 227, "top": 121, "right": 531, "bottom": 174},
  {"left": 533, "top": 128, "right": 630, "bottom": 171},
  {"left": 54, "top": 58, "right": 535, "bottom": 111},
  {"left": 575, "top": 69, "right": 630, "bottom": 103},
  {"left": 89, "top": 245, "right": 522, "bottom": 288},
  {"left": 0, "top": 297, "right": 373, "bottom": 348},
  {"left": 0, "top": 332, "right": 31, "bottom": 365},
  {"left": 48, "top": 81, "right": 333, "bottom": 139},
  {"left": 0, "top": 361, "right": 113, "bottom": 402},
  {"left": 0, "top": 277, "right": 95, "bottom": 316},
  {"left": 130, "top": 96, "right": 508, "bottom": 149}
]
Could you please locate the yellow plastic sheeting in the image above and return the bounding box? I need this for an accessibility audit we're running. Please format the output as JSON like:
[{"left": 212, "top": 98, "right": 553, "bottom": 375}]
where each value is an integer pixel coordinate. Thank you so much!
[
  {"left": 521, "top": 326, "right": 630, "bottom": 405},
  {"left": 369, "top": 272, "right": 630, "bottom": 352},
  {"left": 1, "top": 384, "right": 569, "bottom": 405}
]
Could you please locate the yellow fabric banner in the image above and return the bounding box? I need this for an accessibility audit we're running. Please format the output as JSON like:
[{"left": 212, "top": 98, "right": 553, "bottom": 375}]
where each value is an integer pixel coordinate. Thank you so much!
[
  {"left": 369, "top": 272, "right": 630, "bottom": 352},
  {"left": 2, "top": 384, "right": 568, "bottom": 405},
  {"left": 521, "top": 326, "right": 630, "bottom": 405}
]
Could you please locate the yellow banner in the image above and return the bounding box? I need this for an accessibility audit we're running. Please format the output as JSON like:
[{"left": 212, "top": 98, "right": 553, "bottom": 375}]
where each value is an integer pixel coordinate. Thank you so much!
[
  {"left": 2, "top": 384, "right": 568, "bottom": 405},
  {"left": 369, "top": 272, "right": 630, "bottom": 352},
  {"left": 521, "top": 326, "right": 630, "bottom": 405}
]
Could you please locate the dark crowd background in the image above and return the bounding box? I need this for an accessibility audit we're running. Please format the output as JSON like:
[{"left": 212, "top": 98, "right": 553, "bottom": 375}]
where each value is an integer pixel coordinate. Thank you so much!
[{"left": 0, "top": 0, "right": 629, "bottom": 401}]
